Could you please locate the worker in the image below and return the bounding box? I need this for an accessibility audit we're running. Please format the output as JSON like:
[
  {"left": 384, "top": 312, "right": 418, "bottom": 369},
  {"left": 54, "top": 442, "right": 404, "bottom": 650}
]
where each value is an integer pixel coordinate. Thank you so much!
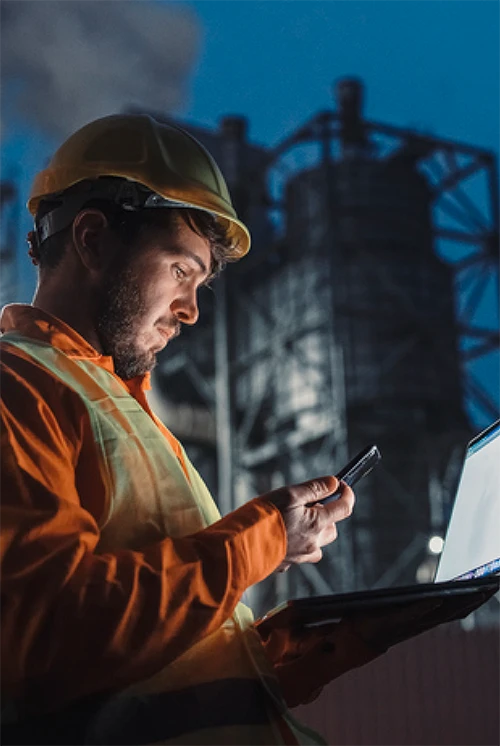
[{"left": 1, "top": 114, "right": 382, "bottom": 746}]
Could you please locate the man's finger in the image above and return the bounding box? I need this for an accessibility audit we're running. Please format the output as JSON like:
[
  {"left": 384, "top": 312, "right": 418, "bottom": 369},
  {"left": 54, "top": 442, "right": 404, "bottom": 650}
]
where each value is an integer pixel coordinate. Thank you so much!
[
  {"left": 289, "top": 475, "right": 339, "bottom": 505},
  {"left": 319, "top": 482, "right": 355, "bottom": 525}
]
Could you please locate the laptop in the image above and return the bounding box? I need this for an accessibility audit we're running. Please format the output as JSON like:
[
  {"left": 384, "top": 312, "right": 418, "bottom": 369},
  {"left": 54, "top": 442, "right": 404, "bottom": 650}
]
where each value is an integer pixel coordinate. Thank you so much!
[{"left": 257, "top": 420, "right": 500, "bottom": 633}]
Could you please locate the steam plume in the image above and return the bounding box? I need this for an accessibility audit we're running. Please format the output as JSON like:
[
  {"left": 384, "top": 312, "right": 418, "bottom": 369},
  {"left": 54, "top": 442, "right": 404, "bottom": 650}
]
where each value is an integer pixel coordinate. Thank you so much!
[{"left": 1, "top": 0, "right": 201, "bottom": 137}]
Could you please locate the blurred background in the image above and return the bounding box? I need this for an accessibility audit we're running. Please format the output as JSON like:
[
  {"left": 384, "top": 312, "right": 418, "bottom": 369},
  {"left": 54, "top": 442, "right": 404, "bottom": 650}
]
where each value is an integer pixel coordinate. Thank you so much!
[{"left": 1, "top": 2, "right": 499, "bottom": 743}]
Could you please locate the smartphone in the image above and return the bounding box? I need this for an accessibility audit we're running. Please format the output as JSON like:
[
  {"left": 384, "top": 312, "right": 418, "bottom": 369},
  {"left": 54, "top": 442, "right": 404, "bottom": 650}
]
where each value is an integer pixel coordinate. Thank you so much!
[{"left": 318, "top": 444, "right": 381, "bottom": 505}]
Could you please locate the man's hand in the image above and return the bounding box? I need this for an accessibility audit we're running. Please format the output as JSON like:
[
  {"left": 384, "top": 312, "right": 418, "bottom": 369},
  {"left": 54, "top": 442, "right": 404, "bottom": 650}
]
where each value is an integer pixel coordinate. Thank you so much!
[
  {"left": 263, "top": 476, "right": 355, "bottom": 570},
  {"left": 259, "top": 619, "right": 381, "bottom": 707}
]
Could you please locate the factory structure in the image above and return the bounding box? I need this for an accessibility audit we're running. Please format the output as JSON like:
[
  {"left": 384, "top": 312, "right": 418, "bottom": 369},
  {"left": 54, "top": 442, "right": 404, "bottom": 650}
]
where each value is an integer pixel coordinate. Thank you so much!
[{"left": 1, "top": 80, "right": 498, "bottom": 618}]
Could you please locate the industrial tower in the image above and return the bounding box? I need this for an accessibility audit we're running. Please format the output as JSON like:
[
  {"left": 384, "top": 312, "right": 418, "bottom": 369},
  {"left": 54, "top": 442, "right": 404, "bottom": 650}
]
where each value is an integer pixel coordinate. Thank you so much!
[{"left": 144, "top": 81, "right": 499, "bottom": 615}]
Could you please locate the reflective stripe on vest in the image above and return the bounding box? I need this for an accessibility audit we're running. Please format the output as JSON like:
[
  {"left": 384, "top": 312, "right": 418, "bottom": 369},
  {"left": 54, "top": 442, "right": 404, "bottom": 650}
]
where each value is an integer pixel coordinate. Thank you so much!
[{"left": 3, "top": 334, "right": 325, "bottom": 746}]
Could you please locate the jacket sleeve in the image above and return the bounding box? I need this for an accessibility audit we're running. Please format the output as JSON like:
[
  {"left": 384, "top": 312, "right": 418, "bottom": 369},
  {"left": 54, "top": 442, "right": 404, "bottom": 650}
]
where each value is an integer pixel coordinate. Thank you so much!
[{"left": 0, "top": 354, "right": 287, "bottom": 713}]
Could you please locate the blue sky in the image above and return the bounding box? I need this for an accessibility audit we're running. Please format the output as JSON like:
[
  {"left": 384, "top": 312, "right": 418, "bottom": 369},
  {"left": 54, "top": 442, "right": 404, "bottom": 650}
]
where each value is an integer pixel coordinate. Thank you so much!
[
  {"left": 185, "top": 0, "right": 499, "bottom": 152},
  {"left": 3, "top": 1, "right": 498, "bottom": 250},
  {"left": 3, "top": 2, "right": 499, "bottom": 156}
]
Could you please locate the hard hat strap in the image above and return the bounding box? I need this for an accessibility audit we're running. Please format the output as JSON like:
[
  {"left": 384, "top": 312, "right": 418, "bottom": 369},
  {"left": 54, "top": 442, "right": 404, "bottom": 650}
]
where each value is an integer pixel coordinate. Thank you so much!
[{"left": 34, "top": 178, "right": 211, "bottom": 245}]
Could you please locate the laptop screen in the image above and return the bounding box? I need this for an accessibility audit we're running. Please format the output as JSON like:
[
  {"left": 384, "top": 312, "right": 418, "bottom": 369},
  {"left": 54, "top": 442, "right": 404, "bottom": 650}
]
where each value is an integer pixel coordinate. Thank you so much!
[{"left": 435, "top": 421, "right": 500, "bottom": 583}]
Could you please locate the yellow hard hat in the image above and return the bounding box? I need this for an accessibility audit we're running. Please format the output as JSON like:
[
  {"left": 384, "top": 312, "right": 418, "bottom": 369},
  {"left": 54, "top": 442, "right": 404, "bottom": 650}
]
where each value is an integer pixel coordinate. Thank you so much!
[{"left": 28, "top": 114, "right": 251, "bottom": 259}]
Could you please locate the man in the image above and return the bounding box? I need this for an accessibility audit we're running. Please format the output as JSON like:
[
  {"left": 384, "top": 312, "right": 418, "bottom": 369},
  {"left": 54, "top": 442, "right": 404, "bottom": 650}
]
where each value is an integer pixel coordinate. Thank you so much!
[{"left": 1, "top": 114, "right": 378, "bottom": 745}]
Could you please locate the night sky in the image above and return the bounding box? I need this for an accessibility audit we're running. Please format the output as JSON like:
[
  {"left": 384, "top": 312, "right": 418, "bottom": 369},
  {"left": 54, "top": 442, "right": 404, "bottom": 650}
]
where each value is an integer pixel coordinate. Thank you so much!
[
  {"left": 3, "top": 2, "right": 498, "bottom": 189},
  {"left": 186, "top": 0, "right": 499, "bottom": 152}
]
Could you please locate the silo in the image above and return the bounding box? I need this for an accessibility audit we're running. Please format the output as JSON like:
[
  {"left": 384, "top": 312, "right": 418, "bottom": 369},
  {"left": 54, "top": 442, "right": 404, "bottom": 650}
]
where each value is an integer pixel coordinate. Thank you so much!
[{"left": 281, "top": 81, "right": 470, "bottom": 587}]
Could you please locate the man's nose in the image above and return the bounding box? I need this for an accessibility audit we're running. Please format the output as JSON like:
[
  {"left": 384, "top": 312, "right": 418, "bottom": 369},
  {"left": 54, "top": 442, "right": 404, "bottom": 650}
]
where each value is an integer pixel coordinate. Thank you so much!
[{"left": 171, "top": 291, "right": 199, "bottom": 325}]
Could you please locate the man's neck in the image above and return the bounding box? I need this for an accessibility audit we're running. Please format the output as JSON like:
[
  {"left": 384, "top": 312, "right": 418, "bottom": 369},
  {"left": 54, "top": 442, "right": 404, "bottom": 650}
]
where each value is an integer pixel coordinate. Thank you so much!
[{"left": 33, "top": 283, "right": 104, "bottom": 354}]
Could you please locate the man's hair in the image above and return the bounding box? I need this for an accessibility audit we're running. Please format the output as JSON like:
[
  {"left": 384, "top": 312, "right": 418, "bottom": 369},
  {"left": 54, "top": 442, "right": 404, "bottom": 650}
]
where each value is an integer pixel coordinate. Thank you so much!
[{"left": 32, "top": 182, "right": 235, "bottom": 280}]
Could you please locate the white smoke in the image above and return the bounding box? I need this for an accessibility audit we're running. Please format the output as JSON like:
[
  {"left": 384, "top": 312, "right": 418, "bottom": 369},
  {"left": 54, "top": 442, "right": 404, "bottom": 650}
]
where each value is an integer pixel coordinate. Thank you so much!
[{"left": 1, "top": 0, "right": 201, "bottom": 137}]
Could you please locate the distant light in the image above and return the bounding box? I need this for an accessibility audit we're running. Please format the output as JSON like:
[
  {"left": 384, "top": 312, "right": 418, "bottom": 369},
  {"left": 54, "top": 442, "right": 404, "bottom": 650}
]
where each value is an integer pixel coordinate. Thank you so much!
[{"left": 428, "top": 535, "right": 444, "bottom": 555}]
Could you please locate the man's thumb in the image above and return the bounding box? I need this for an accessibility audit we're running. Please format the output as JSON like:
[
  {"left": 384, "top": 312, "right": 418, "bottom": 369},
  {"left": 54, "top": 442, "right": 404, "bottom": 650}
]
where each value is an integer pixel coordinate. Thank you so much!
[{"left": 294, "top": 475, "right": 339, "bottom": 505}]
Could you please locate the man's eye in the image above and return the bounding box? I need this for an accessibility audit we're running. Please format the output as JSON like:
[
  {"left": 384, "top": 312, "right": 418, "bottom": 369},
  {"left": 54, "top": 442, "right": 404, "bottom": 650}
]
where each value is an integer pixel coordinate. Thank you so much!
[{"left": 173, "top": 264, "right": 187, "bottom": 280}]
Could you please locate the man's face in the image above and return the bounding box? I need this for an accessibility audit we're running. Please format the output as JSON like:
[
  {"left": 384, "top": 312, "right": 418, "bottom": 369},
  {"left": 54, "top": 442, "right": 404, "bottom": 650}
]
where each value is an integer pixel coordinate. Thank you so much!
[{"left": 95, "top": 215, "right": 212, "bottom": 380}]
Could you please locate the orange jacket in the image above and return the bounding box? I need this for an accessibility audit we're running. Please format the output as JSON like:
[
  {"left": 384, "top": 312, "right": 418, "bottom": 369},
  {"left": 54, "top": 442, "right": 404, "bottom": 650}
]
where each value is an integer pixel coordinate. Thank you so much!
[{"left": 0, "top": 304, "right": 287, "bottom": 713}]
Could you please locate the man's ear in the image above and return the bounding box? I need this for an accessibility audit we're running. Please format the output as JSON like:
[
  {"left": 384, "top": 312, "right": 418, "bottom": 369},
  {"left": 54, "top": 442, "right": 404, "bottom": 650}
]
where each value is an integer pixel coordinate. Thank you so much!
[{"left": 72, "top": 209, "right": 115, "bottom": 272}]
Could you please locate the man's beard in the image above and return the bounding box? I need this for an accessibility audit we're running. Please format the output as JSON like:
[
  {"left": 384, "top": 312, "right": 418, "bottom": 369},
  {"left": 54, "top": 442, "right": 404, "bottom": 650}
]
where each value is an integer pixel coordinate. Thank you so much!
[{"left": 95, "top": 262, "right": 175, "bottom": 380}]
